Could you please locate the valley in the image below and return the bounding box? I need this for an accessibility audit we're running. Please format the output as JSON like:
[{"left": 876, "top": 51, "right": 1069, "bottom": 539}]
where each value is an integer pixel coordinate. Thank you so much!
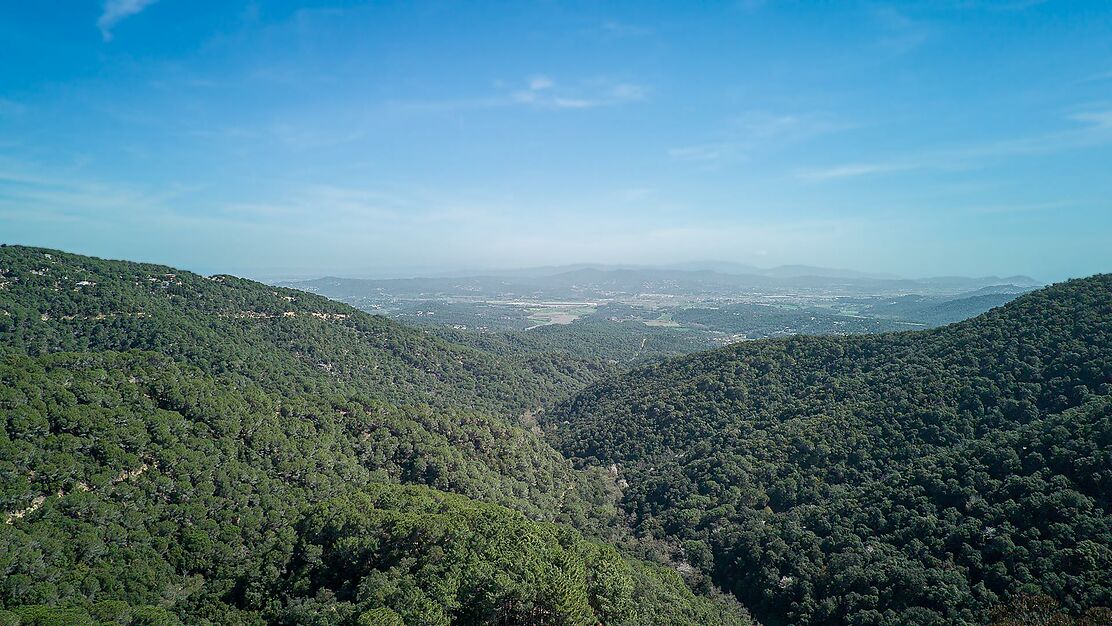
[
  {"left": 6, "top": 3, "right": 1109, "bottom": 624},
  {"left": 282, "top": 267, "right": 1035, "bottom": 363},
  {"left": 0, "top": 245, "right": 1107, "bottom": 625}
]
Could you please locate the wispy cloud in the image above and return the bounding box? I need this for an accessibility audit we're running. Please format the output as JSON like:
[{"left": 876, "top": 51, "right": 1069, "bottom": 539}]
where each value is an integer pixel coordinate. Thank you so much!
[
  {"left": 0, "top": 98, "right": 27, "bottom": 117},
  {"left": 217, "top": 183, "right": 498, "bottom": 229},
  {"left": 391, "top": 76, "right": 648, "bottom": 113},
  {"left": 511, "top": 77, "right": 646, "bottom": 109},
  {"left": 873, "top": 6, "right": 930, "bottom": 54},
  {"left": 966, "top": 201, "right": 1068, "bottom": 215},
  {"left": 1071, "top": 110, "right": 1112, "bottom": 130},
  {"left": 797, "top": 163, "right": 913, "bottom": 182},
  {"left": 98, "top": 0, "right": 158, "bottom": 41},
  {"left": 599, "top": 20, "right": 653, "bottom": 39},
  {"left": 612, "top": 187, "right": 656, "bottom": 203},
  {"left": 0, "top": 159, "right": 483, "bottom": 238},
  {"left": 944, "top": 0, "right": 1049, "bottom": 9},
  {"left": 527, "top": 75, "right": 554, "bottom": 91},
  {"left": 0, "top": 161, "right": 191, "bottom": 223},
  {"left": 670, "top": 111, "right": 853, "bottom": 164},
  {"left": 668, "top": 144, "right": 739, "bottom": 163},
  {"left": 798, "top": 109, "right": 1112, "bottom": 182},
  {"left": 734, "top": 0, "right": 767, "bottom": 11},
  {"left": 266, "top": 122, "right": 366, "bottom": 149},
  {"left": 479, "top": 216, "right": 862, "bottom": 269},
  {"left": 731, "top": 111, "right": 854, "bottom": 140}
]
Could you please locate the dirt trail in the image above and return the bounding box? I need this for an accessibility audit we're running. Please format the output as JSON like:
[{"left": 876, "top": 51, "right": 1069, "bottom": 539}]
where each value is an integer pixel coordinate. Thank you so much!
[{"left": 5, "top": 461, "right": 156, "bottom": 524}]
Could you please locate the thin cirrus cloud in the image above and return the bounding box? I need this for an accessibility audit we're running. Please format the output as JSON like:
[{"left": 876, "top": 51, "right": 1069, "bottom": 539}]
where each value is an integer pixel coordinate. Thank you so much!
[
  {"left": 0, "top": 161, "right": 193, "bottom": 225},
  {"left": 669, "top": 111, "right": 852, "bottom": 164},
  {"left": 388, "top": 76, "right": 648, "bottom": 113},
  {"left": 511, "top": 76, "right": 646, "bottom": 109},
  {"left": 796, "top": 162, "right": 914, "bottom": 182},
  {"left": 797, "top": 109, "right": 1112, "bottom": 182},
  {"left": 189, "top": 75, "right": 646, "bottom": 150},
  {"left": 0, "top": 98, "right": 28, "bottom": 117},
  {"left": 217, "top": 183, "right": 501, "bottom": 230},
  {"left": 668, "top": 144, "right": 736, "bottom": 162},
  {"left": 97, "top": 0, "right": 158, "bottom": 41},
  {"left": 872, "top": 6, "right": 931, "bottom": 54},
  {"left": 0, "top": 159, "right": 485, "bottom": 240},
  {"left": 599, "top": 20, "right": 654, "bottom": 38}
]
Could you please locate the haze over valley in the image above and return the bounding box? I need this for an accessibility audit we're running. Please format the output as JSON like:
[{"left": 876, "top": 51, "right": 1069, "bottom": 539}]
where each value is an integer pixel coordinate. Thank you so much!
[
  {"left": 284, "top": 264, "right": 1039, "bottom": 360},
  {"left": 2, "top": 2, "right": 1111, "bottom": 626}
]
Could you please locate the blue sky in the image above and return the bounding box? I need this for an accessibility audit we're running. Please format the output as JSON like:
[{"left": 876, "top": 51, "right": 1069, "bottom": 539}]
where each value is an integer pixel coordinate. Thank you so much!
[{"left": 1, "top": 1, "right": 1111, "bottom": 279}]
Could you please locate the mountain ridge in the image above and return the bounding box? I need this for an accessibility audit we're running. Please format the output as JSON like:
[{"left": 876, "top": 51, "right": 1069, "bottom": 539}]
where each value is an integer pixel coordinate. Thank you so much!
[
  {"left": 0, "top": 244, "right": 1106, "bottom": 625},
  {"left": 542, "top": 273, "right": 1112, "bottom": 625},
  {"left": 0, "top": 244, "right": 754, "bottom": 624}
]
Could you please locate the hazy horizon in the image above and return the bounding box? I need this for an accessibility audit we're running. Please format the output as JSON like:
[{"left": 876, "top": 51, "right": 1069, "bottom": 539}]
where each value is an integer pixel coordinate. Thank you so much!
[
  {"left": 0, "top": 242, "right": 1055, "bottom": 284},
  {"left": 3, "top": 1, "right": 1112, "bottom": 281}
]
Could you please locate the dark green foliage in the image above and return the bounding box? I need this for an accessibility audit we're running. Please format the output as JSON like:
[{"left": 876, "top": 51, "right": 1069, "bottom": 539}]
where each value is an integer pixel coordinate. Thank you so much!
[
  {"left": 275, "top": 483, "right": 751, "bottom": 625},
  {"left": 5, "top": 243, "right": 1107, "bottom": 625},
  {"left": 545, "top": 275, "right": 1112, "bottom": 625},
  {"left": 861, "top": 292, "right": 1021, "bottom": 326},
  {"left": 0, "top": 602, "right": 182, "bottom": 625},
  {"left": 987, "top": 595, "right": 1112, "bottom": 626},
  {"left": 0, "top": 246, "right": 749, "bottom": 624},
  {"left": 0, "top": 349, "right": 630, "bottom": 622},
  {"left": 0, "top": 246, "right": 598, "bottom": 416},
  {"left": 668, "top": 302, "right": 917, "bottom": 336},
  {"left": 0, "top": 349, "right": 748, "bottom": 623},
  {"left": 433, "top": 319, "right": 714, "bottom": 366}
]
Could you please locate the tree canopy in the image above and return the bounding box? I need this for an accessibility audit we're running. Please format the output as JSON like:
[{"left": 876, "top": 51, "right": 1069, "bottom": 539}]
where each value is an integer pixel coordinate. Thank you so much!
[
  {"left": 544, "top": 275, "right": 1112, "bottom": 625},
  {"left": 3, "top": 245, "right": 1109, "bottom": 625},
  {"left": 0, "top": 246, "right": 750, "bottom": 625}
]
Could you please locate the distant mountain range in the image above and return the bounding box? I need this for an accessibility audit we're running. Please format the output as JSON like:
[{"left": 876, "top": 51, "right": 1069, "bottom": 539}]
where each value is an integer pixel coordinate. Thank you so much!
[
  {"left": 284, "top": 260, "right": 1039, "bottom": 286},
  {"left": 284, "top": 265, "right": 1041, "bottom": 300},
  {"left": 665, "top": 261, "right": 901, "bottom": 280}
]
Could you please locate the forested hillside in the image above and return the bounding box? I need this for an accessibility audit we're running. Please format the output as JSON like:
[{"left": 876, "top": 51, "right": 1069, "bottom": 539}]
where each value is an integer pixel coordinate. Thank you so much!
[
  {"left": 545, "top": 275, "right": 1112, "bottom": 626},
  {"left": 3, "top": 244, "right": 1109, "bottom": 626},
  {"left": 0, "top": 246, "right": 751, "bottom": 625},
  {"left": 430, "top": 320, "right": 712, "bottom": 365},
  {"left": 859, "top": 292, "right": 1022, "bottom": 327},
  {"left": 0, "top": 246, "right": 606, "bottom": 417}
]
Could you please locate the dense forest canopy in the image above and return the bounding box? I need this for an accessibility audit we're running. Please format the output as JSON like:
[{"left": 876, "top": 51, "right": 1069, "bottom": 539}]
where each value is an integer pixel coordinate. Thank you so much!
[
  {"left": 544, "top": 275, "right": 1112, "bottom": 625},
  {"left": 1, "top": 245, "right": 1109, "bottom": 626},
  {"left": 0, "top": 246, "right": 609, "bottom": 417},
  {"left": 0, "top": 246, "right": 750, "bottom": 625}
]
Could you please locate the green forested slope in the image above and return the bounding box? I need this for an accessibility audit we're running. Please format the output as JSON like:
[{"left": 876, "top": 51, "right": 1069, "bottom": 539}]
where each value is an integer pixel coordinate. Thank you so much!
[
  {"left": 0, "top": 246, "right": 625, "bottom": 528},
  {"left": 544, "top": 275, "right": 1112, "bottom": 626},
  {"left": 431, "top": 319, "right": 712, "bottom": 366},
  {"left": 277, "top": 484, "right": 750, "bottom": 626},
  {"left": 0, "top": 246, "right": 751, "bottom": 625},
  {"left": 5, "top": 244, "right": 1107, "bottom": 625},
  {"left": 0, "top": 246, "right": 601, "bottom": 416},
  {"left": 0, "top": 350, "right": 747, "bottom": 624}
]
